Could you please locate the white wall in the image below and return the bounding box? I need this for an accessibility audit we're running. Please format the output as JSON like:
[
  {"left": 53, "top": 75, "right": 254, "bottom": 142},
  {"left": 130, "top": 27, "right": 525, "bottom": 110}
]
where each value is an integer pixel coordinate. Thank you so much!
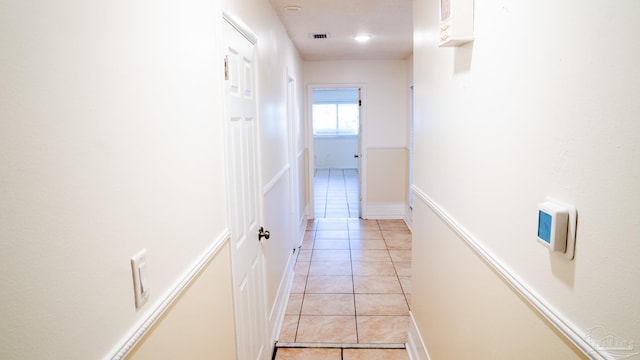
[
  {"left": 305, "top": 61, "right": 408, "bottom": 148},
  {"left": 314, "top": 137, "right": 359, "bottom": 168},
  {"left": 304, "top": 60, "right": 410, "bottom": 218},
  {"left": 0, "top": 0, "right": 305, "bottom": 358},
  {"left": 0, "top": 0, "right": 231, "bottom": 358},
  {"left": 412, "top": 0, "right": 640, "bottom": 358}
]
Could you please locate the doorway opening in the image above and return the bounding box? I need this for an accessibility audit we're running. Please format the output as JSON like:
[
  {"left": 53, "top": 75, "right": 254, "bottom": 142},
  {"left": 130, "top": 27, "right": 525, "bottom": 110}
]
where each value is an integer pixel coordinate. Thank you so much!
[{"left": 310, "top": 87, "right": 362, "bottom": 219}]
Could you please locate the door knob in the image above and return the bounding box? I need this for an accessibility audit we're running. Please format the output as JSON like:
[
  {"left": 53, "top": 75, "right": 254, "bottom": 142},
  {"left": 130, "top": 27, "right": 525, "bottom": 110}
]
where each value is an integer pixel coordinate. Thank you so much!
[
  {"left": 354, "top": 154, "right": 359, "bottom": 158},
  {"left": 258, "top": 226, "right": 270, "bottom": 241}
]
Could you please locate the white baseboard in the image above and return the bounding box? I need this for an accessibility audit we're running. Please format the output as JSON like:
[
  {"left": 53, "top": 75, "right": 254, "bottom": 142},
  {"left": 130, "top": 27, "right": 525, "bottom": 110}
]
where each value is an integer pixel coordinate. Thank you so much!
[
  {"left": 406, "top": 312, "right": 430, "bottom": 360},
  {"left": 364, "top": 202, "right": 406, "bottom": 219},
  {"left": 269, "top": 217, "right": 306, "bottom": 347},
  {"left": 268, "top": 249, "right": 296, "bottom": 350},
  {"left": 404, "top": 204, "right": 414, "bottom": 232},
  {"left": 297, "top": 213, "right": 308, "bottom": 247}
]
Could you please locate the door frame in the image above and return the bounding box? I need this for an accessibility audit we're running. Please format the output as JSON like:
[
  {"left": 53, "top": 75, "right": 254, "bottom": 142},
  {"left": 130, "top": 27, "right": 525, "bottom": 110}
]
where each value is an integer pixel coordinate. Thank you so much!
[
  {"left": 306, "top": 83, "right": 367, "bottom": 219},
  {"left": 286, "top": 70, "right": 304, "bottom": 248}
]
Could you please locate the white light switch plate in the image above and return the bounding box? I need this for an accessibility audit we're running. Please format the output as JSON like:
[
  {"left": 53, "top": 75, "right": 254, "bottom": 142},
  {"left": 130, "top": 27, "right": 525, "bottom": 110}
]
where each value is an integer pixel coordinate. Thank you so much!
[{"left": 131, "top": 249, "right": 150, "bottom": 309}]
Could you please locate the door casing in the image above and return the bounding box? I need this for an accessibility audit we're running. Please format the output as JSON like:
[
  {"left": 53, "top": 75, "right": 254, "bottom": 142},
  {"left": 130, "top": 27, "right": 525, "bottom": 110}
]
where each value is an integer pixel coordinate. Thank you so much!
[{"left": 306, "top": 83, "right": 367, "bottom": 219}]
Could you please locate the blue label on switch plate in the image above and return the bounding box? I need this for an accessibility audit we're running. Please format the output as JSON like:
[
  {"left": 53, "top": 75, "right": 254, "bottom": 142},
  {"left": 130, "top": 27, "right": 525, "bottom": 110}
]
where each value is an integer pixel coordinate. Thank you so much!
[{"left": 538, "top": 210, "right": 552, "bottom": 244}]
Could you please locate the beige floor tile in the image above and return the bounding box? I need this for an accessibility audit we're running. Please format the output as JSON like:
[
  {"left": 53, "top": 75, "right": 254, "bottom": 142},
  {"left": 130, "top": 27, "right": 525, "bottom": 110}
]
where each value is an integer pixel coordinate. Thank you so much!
[
  {"left": 302, "top": 293, "right": 355, "bottom": 315},
  {"left": 306, "top": 276, "right": 353, "bottom": 294},
  {"left": 388, "top": 249, "right": 412, "bottom": 262},
  {"left": 312, "top": 249, "right": 351, "bottom": 261},
  {"left": 393, "top": 261, "right": 411, "bottom": 276},
  {"left": 296, "top": 315, "right": 357, "bottom": 343},
  {"left": 351, "top": 249, "right": 391, "bottom": 262},
  {"left": 356, "top": 316, "right": 409, "bottom": 343},
  {"left": 314, "top": 240, "right": 350, "bottom": 250},
  {"left": 377, "top": 220, "right": 409, "bottom": 231},
  {"left": 278, "top": 315, "right": 299, "bottom": 342},
  {"left": 291, "top": 274, "right": 307, "bottom": 293},
  {"left": 352, "top": 261, "right": 396, "bottom": 276},
  {"left": 306, "top": 220, "right": 318, "bottom": 231},
  {"left": 295, "top": 261, "right": 310, "bottom": 276},
  {"left": 399, "top": 277, "right": 411, "bottom": 294},
  {"left": 325, "top": 205, "right": 348, "bottom": 211},
  {"left": 347, "top": 219, "right": 380, "bottom": 231},
  {"left": 349, "top": 230, "right": 383, "bottom": 240},
  {"left": 297, "top": 249, "right": 312, "bottom": 262},
  {"left": 315, "top": 230, "right": 349, "bottom": 240},
  {"left": 384, "top": 238, "right": 412, "bottom": 250},
  {"left": 316, "top": 219, "right": 349, "bottom": 231},
  {"left": 355, "top": 294, "right": 409, "bottom": 315},
  {"left": 350, "top": 239, "right": 387, "bottom": 250},
  {"left": 286, "top": 294, "right": 304, "bottom": 314},
  {"left": 381, "top": 231, "right": 411, "bottom": 241},
  {"left": 343, "top": 348, "right": 408, "bottom": 360},
  {"left": 275, "top": 347, "right": 341, "bottom": 360},
  {"left": 309, "top": 261, "right": 352, "bottom": 276},
  {"left": 353, "top": 276, "right": 403, "bottom": 294},
  {"left": 303, "top": 230, "right": 315, "bottom": 241},
  {"left": 300, "top": 237, "right": 314, "bottom": 250}
]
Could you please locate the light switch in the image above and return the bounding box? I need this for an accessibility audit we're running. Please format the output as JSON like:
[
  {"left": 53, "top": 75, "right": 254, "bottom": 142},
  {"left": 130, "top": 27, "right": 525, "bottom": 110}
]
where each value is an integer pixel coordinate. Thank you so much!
[
  {"left": 131, "top": 249, "right": 150, "bottom": 309},
  {"left": 139, "top": 262, "right": 149, "bottom": 294}
]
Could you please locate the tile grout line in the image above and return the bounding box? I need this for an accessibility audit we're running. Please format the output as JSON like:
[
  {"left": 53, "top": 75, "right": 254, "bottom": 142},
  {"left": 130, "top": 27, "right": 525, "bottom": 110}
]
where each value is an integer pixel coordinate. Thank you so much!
[
  {"left": 347, "top": 218, "right": 358, "bottom": 344},
  {"left": 383, "top": 227, "right": 412, "bottom": 311}
]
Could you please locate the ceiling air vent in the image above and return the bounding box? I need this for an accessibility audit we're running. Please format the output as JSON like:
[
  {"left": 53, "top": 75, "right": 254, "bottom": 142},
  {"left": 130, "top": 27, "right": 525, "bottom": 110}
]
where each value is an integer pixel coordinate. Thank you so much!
[{"left": 311, "top": 33, "right": 328, "bottom": 39}]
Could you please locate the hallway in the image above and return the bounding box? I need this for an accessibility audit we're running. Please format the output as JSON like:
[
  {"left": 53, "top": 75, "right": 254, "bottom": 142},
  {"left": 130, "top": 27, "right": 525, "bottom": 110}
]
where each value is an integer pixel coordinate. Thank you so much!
[
  {"left": 314, "top": 169, "right": 360, "bottom": 219},
  {"left": 274, "top": 168, "right": 411, "bottom": 359}
]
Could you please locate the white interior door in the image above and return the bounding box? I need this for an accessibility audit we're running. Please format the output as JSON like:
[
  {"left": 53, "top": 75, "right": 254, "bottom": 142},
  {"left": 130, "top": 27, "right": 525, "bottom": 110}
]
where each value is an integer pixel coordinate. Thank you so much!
[{"left": 223, "top": 16, "right": 269, "bottom": 360}]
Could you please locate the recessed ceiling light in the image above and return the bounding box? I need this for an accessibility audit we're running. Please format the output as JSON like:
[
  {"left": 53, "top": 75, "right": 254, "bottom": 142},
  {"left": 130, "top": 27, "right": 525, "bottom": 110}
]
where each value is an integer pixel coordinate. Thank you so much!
[
  {"left": 354, "top": 34, "right": 372, "bottom": 42},
  {"left": 284, "top": 5, "right": 302, "bottom": 12}
]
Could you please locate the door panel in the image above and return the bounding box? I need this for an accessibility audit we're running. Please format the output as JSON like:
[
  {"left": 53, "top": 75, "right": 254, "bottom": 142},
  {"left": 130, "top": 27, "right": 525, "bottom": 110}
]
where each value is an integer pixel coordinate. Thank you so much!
[{"left": 223, "top": 18, "right": 268, "bottom": 360}]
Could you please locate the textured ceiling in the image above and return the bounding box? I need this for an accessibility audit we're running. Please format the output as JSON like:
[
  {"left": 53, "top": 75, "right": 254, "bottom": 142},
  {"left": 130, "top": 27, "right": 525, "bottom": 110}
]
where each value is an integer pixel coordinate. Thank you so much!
[{"left": 270, "top": 0, "right": 413, "bottom": 61}]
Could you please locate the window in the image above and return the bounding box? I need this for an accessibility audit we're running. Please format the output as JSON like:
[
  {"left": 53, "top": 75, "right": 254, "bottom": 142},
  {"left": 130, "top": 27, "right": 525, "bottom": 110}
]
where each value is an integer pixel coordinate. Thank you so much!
[
  {"left": 312, "top": 103, "right": 359, "bottom": 136},
  {"left": 312, "top": 88, "right": 359, "bottom": 136}
]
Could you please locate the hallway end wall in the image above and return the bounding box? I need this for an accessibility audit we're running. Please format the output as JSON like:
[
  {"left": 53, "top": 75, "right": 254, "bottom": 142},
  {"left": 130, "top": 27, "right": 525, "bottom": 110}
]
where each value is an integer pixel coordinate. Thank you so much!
[{"left": 304, "top": 60, "right": 410, "bottom": 219}]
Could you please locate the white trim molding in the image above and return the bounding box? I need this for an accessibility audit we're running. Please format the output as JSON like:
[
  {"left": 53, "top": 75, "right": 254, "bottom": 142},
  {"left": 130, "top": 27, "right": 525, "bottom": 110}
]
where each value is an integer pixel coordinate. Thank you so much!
[
  {"left": 407, "top": 312, "right": 431, "bottom": 360},
  {"left": 268, "top": 248, "right": 296, "bottom": 349},
  {"left": 411, "top": 185, "right": 608, "bottom": 360},
  {"left": 109, "top": 230, "right": 231, "bottom": 360},
  {"left": 222, "top": 12, "right": 257, "bottom": 44},
  {"left": 364, "top": 202, "right": 406, "bottom": 220},
  {"left": 263, "top": 165, "right": 291, "bottom": 195}
]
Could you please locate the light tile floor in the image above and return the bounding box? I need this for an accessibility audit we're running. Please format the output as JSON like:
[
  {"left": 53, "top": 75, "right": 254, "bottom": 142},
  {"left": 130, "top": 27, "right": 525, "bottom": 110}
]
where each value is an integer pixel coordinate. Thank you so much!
[
  {"left": 275, "top": 169, "right": 411, "bottom": 359},
  {"left": 314, "top": 169, "right": 359, "bottom": 218},
  {"left": 276, "top": 219, "right": 412, "bottom": 358},
  {"left": 274, "top": 347, "right": 408, "bottom": 360}
]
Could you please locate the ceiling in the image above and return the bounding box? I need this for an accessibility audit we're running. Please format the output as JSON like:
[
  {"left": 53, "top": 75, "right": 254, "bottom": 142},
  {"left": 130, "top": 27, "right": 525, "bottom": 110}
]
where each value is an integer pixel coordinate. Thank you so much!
[{"left": 270, "top": 0, "right": 413, "bottom": 61}]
